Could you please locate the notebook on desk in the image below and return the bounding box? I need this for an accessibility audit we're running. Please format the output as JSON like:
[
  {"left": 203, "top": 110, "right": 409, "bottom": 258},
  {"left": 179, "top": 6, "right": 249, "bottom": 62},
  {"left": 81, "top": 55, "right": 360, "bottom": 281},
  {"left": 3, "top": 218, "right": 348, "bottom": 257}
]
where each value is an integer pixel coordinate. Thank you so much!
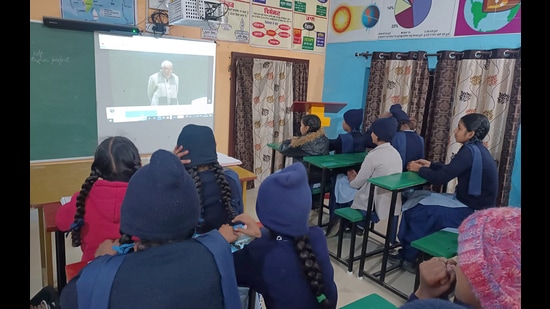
[{"left": 217, "top": 152, "right": 242, "bottom": 167}]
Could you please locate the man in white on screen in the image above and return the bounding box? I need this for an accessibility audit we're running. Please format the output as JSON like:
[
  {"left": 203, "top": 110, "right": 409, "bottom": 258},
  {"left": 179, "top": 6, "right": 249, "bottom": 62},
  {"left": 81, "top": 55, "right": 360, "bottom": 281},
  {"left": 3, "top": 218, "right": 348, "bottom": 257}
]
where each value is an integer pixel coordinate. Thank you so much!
[{"left": 148, "top": 60, "right": 179, "bottom": 105}]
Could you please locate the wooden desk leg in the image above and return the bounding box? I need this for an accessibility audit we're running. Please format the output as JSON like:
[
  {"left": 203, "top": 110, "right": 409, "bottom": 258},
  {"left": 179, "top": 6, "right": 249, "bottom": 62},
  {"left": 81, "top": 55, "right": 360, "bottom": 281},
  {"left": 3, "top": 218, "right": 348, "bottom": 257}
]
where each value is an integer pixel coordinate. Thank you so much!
[
  {"left": 38, "top": 207, "right": 54, "bottom": 287},
  {"left": 241, "top": 181, "right": 247, "bottom": 212}
]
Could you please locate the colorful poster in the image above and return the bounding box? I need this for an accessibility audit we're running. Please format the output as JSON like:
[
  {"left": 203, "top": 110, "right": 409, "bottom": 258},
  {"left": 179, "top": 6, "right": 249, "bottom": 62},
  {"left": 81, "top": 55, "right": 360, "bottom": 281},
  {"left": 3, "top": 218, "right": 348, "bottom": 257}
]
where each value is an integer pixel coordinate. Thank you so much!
[
  {"left": 250, "top": 0, "right": 294, "bottom": 49},
  {"left": 293, "top": 0, "right": 329, "bottom": 53},
  {"left": 60, "top": 0, "right": 136, "bottom": 25},
  {"left": 201, "top": 0, "right": 251, "bottom": 43},
  {"left": 328, "top": 0, "right": 459, "bottom": 43},
  {"left": 454, "top": 0, "right": 521, "bottom": 36},
  {"left": 292, "top": 13, "right": 327, "bottom": 52}
]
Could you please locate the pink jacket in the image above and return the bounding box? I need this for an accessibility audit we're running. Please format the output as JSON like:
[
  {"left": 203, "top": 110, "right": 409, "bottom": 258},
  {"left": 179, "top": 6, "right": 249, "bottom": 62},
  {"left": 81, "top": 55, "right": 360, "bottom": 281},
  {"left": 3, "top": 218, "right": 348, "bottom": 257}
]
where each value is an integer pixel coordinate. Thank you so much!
[{"left": 55, "top": 180, "right": 129, "bottom": 262}]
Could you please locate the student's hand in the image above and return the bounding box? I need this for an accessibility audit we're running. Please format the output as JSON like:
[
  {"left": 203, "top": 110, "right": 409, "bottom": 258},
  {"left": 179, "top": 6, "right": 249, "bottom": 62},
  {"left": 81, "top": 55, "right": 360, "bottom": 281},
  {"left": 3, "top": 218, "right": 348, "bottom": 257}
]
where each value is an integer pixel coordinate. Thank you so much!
[
  {"left": 232, "top": 214, "right": 262, "bottom": 238},
  {"left": 218, "top": 224, "right": 239, "bottom": 243},
  {"left": 173, "top": 145, "right": 191, "bottom": 165},
  {"left": 95, "top": 239, "right": 120, "bottom": 257},
  {"left": 408, "top": 159, "right": 430, "bottom": 172},
  {"left": 347, "top": 169, "right": 357, "bottom": 182},
  {"left": 414, "top": 257, "right": 457, "bottom": 300}
]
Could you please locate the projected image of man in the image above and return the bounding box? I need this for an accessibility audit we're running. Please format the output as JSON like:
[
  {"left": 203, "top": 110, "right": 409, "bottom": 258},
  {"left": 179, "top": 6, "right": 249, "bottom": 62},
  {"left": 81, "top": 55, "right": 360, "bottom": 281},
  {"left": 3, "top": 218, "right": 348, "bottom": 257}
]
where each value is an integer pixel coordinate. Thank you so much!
[{"left": 148, "top": 60, "right": 179, "bottom": 105}]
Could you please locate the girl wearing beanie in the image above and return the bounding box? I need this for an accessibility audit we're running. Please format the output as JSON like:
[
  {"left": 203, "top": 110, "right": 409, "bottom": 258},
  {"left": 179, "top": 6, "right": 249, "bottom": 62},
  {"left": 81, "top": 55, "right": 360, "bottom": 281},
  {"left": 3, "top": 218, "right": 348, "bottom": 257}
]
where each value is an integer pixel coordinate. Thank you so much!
[
  {"left": 400, "top": 207, "right": 521, "bottom": 309},
  {"left": 326, "top": 108, "right": 369, "bottom": 233},
  {"left": 176, "top": 124, "right": 244, "bottom": 234},
  {"left": 388, "top": 104, "right": 425, "bottom": 173},
  {"left": 60, "top": 149, "right": 241, "bottom": 309},
  {"left": 340, "top": 116, "right": 403, "bottom": 239},
  {"left": 231, "top": 163, "right": 338, "bottom": 309},
  {"left": 393, "top": 113, "right": 499, "bottom": 272},
  {"left": 55, "top": 136, "right": 142, "bottom": 262},
  {"left": 328, "top": 108, "right": 367, "bottom": 154}
]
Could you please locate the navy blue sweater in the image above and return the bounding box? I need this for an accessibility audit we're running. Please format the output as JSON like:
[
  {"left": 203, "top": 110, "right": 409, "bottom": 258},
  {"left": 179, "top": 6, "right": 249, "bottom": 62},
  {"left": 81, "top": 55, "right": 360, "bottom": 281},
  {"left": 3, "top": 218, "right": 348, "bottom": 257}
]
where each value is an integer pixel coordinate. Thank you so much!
[
  {"left": 418, "top": 142, "right": 498, "bottom": 210},
  {"left": 60, "top": 239, "right": 228, "bottom": 308},
  {"left": 233, "top": 227, "right": 338, "bottom": 309}
]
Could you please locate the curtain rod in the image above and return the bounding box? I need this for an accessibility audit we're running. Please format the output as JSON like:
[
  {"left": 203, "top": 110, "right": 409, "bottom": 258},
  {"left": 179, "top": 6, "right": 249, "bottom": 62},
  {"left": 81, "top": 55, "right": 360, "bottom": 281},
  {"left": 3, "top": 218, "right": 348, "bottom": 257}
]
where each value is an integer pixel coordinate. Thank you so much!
[
  {"left": 354, "top": 52, "right": 438, "bottom": 59},
  {"left": 355, "top": 49, "right": 520, "bottom": 60}
]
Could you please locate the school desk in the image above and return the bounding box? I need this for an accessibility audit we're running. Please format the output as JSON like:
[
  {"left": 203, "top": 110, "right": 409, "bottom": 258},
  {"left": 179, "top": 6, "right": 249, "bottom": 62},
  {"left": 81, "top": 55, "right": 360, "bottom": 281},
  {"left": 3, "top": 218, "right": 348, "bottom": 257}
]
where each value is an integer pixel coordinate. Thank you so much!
[
  {"left": 356, "top": 171, "right": 427, "bottom": 300},
  {"left": 32, "top": 202, "right": 66, "bottom": 292},
  {"left": 33, "top": 166, "right": 256, "bottom": 292},
  {"left": 303, "top": 152, "right": 367, "bottom": 226},
  {"left": 227, "top": 165, "right": 257, "bottom": 211},
  {"left": 267, "top": 142, "right": 285, "bottom": 174}
]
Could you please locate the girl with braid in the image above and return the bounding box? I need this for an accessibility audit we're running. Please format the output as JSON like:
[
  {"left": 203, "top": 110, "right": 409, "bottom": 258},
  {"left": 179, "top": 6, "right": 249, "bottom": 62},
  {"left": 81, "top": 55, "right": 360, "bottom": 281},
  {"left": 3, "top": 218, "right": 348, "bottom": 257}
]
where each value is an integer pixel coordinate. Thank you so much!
[
  {"left": 391, "top": 113, "right": 498, "bottom": 273},
  {"left": 231, "top": 163, "right": 338, "bottom": 309},
  {"left": 176, "top": 124, "right": 244, "bottom": 234},
  {"left": 55, "top": 136, "right": 141, "bottom": 262}
]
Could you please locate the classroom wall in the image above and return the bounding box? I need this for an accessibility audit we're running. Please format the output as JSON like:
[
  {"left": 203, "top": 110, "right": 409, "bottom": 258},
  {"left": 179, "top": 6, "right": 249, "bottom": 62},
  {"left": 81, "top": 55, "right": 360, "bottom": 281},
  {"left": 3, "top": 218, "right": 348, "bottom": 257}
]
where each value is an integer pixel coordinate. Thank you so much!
[
  {"left": 320, "top": 33, "right": 521, "bottom": 206},
  {"left": 321, "top": 35, "right": 521, "bottom": 138},
  {"left": 30, "top": 0, "right": 326, "bottom": 203}
]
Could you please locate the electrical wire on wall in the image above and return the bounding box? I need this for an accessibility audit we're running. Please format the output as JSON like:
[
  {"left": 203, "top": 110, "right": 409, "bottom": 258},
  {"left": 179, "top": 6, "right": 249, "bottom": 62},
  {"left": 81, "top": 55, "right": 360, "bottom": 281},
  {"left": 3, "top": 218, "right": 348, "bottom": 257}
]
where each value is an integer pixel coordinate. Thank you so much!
[
  {"left": 149, "top": 10, "right": 170, "bottom": 38},
  {"left": 203, "top": 2, "right": 230, "bottom": 31}
]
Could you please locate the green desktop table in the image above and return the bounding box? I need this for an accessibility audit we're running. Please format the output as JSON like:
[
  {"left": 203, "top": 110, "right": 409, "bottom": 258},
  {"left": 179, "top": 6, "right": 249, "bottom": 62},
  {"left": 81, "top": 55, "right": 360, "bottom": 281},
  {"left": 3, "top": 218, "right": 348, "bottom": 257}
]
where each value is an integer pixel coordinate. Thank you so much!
[
  {"left": 303, "top": 152, "right": 367, "bottom": 227},
  {"left": 356, "top": 171, "right": 427, "bottom": 300}
]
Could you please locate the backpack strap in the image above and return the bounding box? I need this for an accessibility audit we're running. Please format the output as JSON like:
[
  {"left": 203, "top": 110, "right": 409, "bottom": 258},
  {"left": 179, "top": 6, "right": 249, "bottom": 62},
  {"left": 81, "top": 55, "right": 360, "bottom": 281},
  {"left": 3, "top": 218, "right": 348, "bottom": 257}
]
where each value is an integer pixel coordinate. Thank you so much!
[
  {"left": 76, "top": 254, "right": 126, "bottom": 309},
  {"left": 195, "top": 230, "right": 242, "bottom": 309},
  {"left": 223, "top": 168, "right": 244, "bottom": 215}
]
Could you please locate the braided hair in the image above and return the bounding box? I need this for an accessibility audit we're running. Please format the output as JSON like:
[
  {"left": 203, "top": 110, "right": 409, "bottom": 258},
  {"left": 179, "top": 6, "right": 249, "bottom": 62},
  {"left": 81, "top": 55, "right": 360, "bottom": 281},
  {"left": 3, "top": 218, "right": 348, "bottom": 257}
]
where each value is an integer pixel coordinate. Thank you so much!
[
  {"left": 294, "top": 235, "right": 330, "bottom": 309},
  {"left": 460, "top": 113, "right": 491, "bottom": 143},
  {"left": 69, "top": 136, "right": 141, "bottom": 247},
  {"left": 185, "top": 162, "right": 237, "bottom": 232}
]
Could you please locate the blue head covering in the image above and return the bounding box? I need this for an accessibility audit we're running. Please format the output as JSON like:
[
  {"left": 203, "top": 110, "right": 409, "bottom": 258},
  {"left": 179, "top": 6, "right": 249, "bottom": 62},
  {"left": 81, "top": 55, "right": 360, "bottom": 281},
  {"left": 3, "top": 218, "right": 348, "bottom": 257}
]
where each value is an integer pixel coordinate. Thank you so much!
[
  {"left": 343, "top": 108, "right": 364, "bottom": 131},
  {"left": 389, "top": 104, "right": 410, "bottom": 123},
  {"left": 256, "top": 163, "right": 311, "bottom": 236}
]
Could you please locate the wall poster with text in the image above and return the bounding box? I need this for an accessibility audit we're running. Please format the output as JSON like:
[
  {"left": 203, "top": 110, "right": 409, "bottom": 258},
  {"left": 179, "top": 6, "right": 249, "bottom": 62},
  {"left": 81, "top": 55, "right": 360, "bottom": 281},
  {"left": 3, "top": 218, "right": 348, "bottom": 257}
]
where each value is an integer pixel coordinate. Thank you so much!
[
  {"left": 292, "top": 0, "right": 329, "bottom": 53},
  {"left": 201, "top": 0, "right": 251, "bottom": 43},
  {"left": 250, "top": 0, "right": 294, "bottom": 49}
]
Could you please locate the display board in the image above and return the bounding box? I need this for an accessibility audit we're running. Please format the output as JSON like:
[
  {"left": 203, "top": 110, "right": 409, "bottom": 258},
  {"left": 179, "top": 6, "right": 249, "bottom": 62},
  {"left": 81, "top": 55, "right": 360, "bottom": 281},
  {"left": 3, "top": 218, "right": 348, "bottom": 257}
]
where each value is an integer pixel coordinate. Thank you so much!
[{"left": 30, "top": 21, "right": 98, "bottom": 161}]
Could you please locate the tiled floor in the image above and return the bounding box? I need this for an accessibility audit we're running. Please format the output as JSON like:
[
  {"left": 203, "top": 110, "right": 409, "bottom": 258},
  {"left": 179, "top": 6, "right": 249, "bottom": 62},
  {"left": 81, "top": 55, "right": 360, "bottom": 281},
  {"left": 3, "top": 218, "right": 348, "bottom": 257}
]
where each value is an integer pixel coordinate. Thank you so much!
[{"left": 30, "top": 187, "right": 413, "bottom": 307}]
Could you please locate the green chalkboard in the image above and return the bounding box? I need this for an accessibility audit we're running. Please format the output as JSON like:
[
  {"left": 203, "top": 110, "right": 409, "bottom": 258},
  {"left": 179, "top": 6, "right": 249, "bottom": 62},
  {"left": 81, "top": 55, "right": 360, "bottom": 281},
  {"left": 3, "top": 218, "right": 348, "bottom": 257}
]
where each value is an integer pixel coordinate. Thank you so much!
[{"left": 30, "top": 21, "right": 98, "bottom": 161}]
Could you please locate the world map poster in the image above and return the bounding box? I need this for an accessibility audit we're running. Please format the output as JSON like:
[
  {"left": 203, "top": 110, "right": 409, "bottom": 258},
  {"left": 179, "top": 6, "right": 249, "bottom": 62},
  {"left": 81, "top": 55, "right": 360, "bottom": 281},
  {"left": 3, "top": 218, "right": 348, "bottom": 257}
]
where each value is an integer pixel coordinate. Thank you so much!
[
  {"left": 60, "top": 0, "right": 136, "bottom": 25},
  {"left": 454, "top": 0, "right": 521, "bottom": 36}
]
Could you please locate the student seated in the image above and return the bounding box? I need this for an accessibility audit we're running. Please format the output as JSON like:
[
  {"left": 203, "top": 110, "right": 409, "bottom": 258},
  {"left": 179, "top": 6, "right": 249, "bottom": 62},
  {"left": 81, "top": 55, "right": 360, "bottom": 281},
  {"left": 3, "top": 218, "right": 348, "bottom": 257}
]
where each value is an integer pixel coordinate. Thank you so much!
[
  {"left": 328, "top": 108, "right": 367, "bottom": 154},
  {"left": 399, "top": 207, "right": 521, "bottom": 309},
  {"left": 388, "top": 104, "right": 425, "bottom": 172},
  {"left": 176, "top": 124, "right": 244, "bottom": 234},
  {"left": 324, "top": 108, "right": 368, "bottom": 229},
  {"left": 231, "top": 163, "right": 338, "bottom": 309},
  {"left": 59, "top": 149, "right": 241, "bottom": 308},
  {"left": 327, "top": 117, "right": 402, "bottom": 239},
  {"left": 55, "top": 136, "right": 141, "bottom": 262},
  {"left": 279, "top": 114, "right": 330, "bottom": 210},
  {"left": 393, "top": 113, "right": 498, "bottom": 273}
]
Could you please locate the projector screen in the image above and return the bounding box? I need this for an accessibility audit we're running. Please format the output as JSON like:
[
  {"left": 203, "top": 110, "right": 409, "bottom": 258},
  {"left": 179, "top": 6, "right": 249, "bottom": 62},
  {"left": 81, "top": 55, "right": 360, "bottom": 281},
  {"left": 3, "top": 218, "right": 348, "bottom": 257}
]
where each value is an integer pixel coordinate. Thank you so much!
[{"left": 94, "top": 33, "right": 216, "bottom": 154}]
